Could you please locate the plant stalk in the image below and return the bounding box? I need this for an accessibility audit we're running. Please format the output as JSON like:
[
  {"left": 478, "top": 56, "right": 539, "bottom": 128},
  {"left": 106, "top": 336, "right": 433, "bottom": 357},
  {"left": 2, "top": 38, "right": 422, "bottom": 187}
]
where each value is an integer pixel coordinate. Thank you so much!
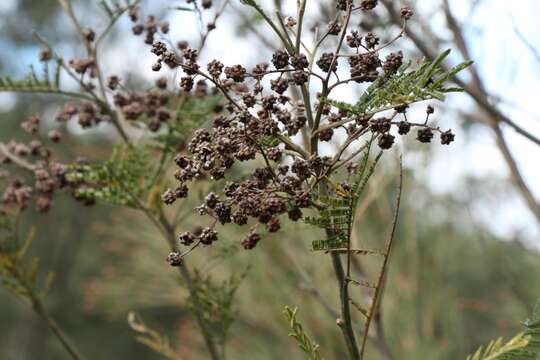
[
  {"left": 158, "top": 214, "right": 221, "bottom": 360},
  {"left": 32, "top": 299, "right": 83, "bottom": 360},
  {"left": 330, "top": 248, "right": 361, "bottom": 360}
]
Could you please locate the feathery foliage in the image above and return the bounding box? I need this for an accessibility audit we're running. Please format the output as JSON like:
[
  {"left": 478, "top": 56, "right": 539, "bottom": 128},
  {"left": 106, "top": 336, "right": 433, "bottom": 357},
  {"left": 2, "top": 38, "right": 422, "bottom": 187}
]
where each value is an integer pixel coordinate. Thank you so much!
[
  {"left": 66, "top": 145, "right": 153, "bottom": 207},
  {"left": 0, "top": 61, "right": 59, "bottom": 92},
  {"left": 521, "top": 304, "right": 540, "bottom": 356},
  {"left": 283, "top": 306, "right": 324, "bottom": 360},
  {"left": 127, "top": 312, "right": 182, "bottom": 360},
  {"left": 466, "top": 304, "right": 540, "bottom": 360},
  {"left": 0, "top": 60, "right": 91, "bottom": 101},
  {"left": 466, "top": 334, "right": 532, "bottom": 360},
  {"left": 305, "top": 141, "right": 382, "bottom": 251},
  {"left": 324, "top": 49, "right": 473, "bottom": 116},
  {"left": 186, "top": 269, "right": 248, "bottom": 348},
  {"left": 0, "top": 217, "right": 55, "bottom": 305}
]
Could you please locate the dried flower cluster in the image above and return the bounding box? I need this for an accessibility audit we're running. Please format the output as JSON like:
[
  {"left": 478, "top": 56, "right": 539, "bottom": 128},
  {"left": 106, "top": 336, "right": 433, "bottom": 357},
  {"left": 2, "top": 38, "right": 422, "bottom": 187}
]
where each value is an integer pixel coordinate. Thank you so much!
[
  {"left": 0, "top": 114, "right": 93, "bottom": 213},
  {"left": 161, "top": 1, "right": 458, "bottom": 264},
  {"left": 0, "top": 0, "right": 461, "bottom": 266},
  {"left": 0, "top": 1, "right": 473, "bottom": 359},
  {"left": 0, "top": 2, "right": 226, "bottom": 215}
]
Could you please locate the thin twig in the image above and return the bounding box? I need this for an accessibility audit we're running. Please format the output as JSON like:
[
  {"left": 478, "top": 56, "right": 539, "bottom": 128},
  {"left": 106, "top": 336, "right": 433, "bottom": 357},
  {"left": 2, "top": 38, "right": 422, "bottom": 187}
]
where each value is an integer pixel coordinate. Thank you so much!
[
  {"left": 56, "top": 0, "right": 132, "bottom": 145},
  {"left": 198, "top": 0, "right": 231, "bottom": 52},
  {"left": 0, "top": 143, "right": 36, "bottom": 172},
  {"left": 116, "top": 171, "right": 221, "bottom": 360},
  {"left": 359, "top": 158, "right": 403, "bottom": 358},
  {"left": 512, "top": 23, "right": 540, "bottom": 65},
  {"left": 2, "top": 223, "right": 83, "bottom": 360},
  {"left": 32, "top": 300, "right": 84, "bottom": 360}
]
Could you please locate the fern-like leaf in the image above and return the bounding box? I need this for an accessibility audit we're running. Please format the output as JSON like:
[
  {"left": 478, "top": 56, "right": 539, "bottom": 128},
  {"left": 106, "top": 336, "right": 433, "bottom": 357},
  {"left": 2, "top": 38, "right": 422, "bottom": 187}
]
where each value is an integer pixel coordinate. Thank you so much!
[
  {"left": 66, "top": 145, "right": 153, "bottom": 207},
  {"left": 307, "top": 141, "right": 381, "bottom": 251},
  {"left": 186, "top": 269, "right": 247, "bottom": 348},
  {"left": 324, "top": 49, "right": 473, "bottom": 117},
  {"left": 283, "top": 306, "right": 324, "bottom": 360},
  {"left": 466, "top": 304, "right": 540, "bottom": 360},
  {"left": 0, "top": 60, "right": 91, "bottom": 100},
  {"left": 127, "top": 312, "right": 182, "bottom": 360},
  {"left": 466, "top": 334, "right": 531, "bottom": 360},
  {"left": 1, "top": 223, "right": 55, "bottom": 303}
]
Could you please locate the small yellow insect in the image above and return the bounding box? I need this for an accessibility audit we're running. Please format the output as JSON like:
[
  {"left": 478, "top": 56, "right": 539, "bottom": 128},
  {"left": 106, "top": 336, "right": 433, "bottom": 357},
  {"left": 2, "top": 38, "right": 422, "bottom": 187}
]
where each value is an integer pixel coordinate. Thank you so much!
[{"left": 335, "top": 183, "right": 350, "bottom": 198}]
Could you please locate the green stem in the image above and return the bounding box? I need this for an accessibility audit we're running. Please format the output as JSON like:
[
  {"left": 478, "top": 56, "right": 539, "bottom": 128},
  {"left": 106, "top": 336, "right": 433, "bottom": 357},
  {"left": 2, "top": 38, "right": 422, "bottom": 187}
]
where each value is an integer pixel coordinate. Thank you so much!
[
  {"left": 295, "top": 0, "right": 307, "bottom": 53},
  {"left": 330, "top": 249, "right": 361, "bottom": 360},
  {"left": 158, "top": 216, "right": 222, "bottom": 360},
  {"left": 0, "top": 87, "right": 95, "bottom": 102},
  {"left": 249, "top": 3, "right": 294, "bottom": 54},
  {"left": 33, "top": 300, "right": 83, "bottom": 360},
  {"left": 320, "top": 178, "right": 360, "bottom": 360},
  {"left": 5, "top": 214, "right": 83, "bottom": 359}
]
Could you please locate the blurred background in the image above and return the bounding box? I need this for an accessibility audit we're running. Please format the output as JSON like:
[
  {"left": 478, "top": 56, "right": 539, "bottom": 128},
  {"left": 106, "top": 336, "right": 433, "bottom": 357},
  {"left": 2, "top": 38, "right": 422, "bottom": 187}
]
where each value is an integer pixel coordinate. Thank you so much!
[{"left": 1, "top": 0, "right": 539, "bottom": 359}]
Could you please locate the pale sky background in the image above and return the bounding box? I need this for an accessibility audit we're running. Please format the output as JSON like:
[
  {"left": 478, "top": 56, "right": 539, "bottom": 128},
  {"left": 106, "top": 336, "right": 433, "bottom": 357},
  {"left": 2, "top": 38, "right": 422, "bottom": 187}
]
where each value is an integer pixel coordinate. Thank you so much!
[{"left": 0, "top": 0, "right": 539, "bottom": 243}]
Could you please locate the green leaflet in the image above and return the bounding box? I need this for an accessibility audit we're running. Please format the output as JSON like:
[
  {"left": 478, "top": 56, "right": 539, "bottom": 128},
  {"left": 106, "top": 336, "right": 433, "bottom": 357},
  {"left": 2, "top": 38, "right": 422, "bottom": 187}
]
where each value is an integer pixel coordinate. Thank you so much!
[
  {"left": 312, "top": 234, "right": 348, "bottom": 251},
  {"left": 306, "top": 141, "right": 382, "bottom": 251},
  {"left": 466, "top": 334, "right": 532, "bottom": 360},
  {"left": 283, "top": 306, "right": 324, "bottom": 360},
  {"left": 66, "top": 144, "right": 153, "bottom": 207},
  {"left": 1, "top": 223, "right": 55, "bottom": 304},
  {"left": 187, "top": 268, "right": 248, "bottom": 348},
  {"left": 323, "top": 49, "right": 473, "bottom": 117},
  {"left": 1, "top": 60, "right": 58, "bottom": 93},
  {"left": 466, "top": 304, "right": 540, "bottom": 360},
  {"left": 127, "top": 312, "right": 182, "bottom": 360}
]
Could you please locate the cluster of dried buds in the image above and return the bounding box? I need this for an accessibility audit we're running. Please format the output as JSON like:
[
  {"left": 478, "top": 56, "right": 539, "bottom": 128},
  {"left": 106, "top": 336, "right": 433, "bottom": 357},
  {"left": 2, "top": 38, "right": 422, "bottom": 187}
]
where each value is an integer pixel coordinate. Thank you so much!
[
  {"left": 0, "top": 0, "right": 457, "bottom": 266},
  {"left": 0, "top": 115, "right": 99, "bottom": 213},
  {"left": 163, "top": 1, "right": 456, "bottom": 266},
  {"left": 1, "top": 2, "right": 228, "bottom": 222},
  {"left": 114, "top": 6, "right": 224, "bottom": 132},
  {"left": 113, "top": 86, "right": 175, "bottom": 132}
]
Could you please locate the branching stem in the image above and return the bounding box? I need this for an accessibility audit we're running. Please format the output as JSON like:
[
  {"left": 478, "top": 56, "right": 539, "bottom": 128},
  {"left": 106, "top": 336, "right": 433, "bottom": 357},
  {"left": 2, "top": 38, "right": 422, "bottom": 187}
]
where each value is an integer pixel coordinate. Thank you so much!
[{"left": 330, "top": 249, "right": 361, "bottom": 360}]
